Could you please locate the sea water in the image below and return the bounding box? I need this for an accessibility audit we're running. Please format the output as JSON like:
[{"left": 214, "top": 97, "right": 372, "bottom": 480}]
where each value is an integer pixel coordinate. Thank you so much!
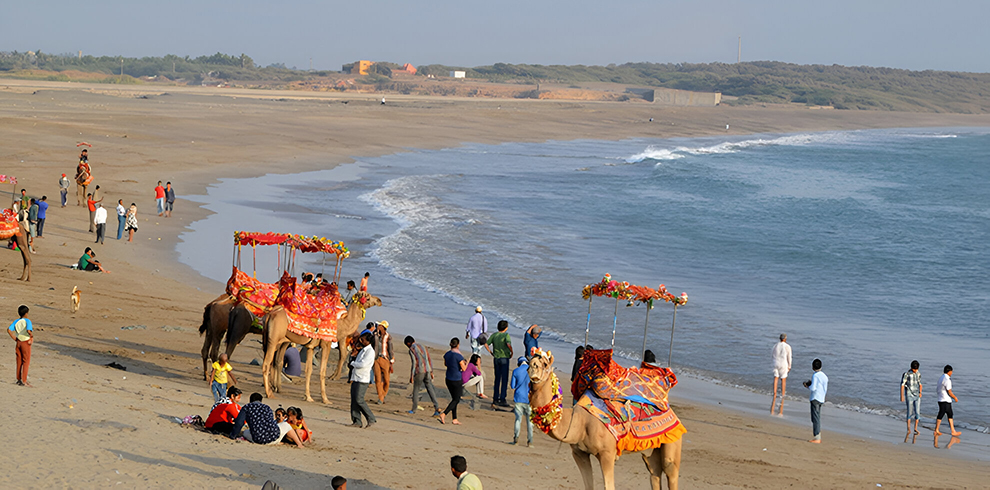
[{"left": 179, "top": 127, "right": 989, "bottom": 433}]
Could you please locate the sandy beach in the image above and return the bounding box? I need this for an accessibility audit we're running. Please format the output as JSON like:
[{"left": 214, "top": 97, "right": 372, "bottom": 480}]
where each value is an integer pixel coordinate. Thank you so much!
[{"left": 1, "top": 81, "right": 989, "bottom": 488}]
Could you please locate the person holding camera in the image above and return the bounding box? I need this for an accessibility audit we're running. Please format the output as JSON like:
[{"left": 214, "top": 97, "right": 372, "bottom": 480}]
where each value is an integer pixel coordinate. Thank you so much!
[{"left": 804, "top": 358, "right": 828, "bottom": 444}]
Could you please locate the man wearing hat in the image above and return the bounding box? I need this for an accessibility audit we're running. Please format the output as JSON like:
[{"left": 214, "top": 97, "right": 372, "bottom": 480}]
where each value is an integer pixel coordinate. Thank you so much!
[
  {"left": 58, "top": 173, "right": 70, "bottom": 208},
  {"left": 372, "top": 320, "right": 394, "bottom": 404},
  {"left": 465, "top": 306, "right": 488, "bottom": 356},
  {"left": 510, "top": 357, "right": 534, "bottom": 446}
]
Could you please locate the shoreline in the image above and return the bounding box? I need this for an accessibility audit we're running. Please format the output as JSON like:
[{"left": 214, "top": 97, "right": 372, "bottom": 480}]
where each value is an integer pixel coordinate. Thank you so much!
[
  {"left": 2, "top": 83, "right": 989, "bottom": 487},
  {"left": 174, "top": 138, "right": 990, "bottom": 461}
]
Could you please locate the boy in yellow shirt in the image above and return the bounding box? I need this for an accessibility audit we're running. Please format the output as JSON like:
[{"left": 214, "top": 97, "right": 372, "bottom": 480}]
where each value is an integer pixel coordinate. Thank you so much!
[{"left": 208, "top": 353, "right": 237, "bottom": 403}]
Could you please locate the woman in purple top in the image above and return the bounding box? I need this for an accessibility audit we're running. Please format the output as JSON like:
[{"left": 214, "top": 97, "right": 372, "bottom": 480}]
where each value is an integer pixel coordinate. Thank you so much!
[
  {"left": 440, "top": 337, "right": 466, "bottom": 425},
  {"left": 461, "top": 354, "right": 488, "bottom": 399}
]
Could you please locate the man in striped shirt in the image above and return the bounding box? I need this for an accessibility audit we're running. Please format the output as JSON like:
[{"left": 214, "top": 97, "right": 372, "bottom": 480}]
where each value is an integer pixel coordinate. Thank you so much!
[{"left": 405, "top": 336, "right": 441, "bottom": 416}]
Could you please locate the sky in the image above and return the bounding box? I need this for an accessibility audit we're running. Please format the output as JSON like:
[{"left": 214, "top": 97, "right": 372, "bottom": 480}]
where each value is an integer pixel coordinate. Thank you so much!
[{"left": 2, "top": 0, "right": 987, "bottom": 73}]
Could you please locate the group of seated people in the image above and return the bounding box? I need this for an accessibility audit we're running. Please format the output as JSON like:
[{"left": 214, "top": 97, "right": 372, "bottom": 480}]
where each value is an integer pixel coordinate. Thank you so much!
[{"left": 204, "top": 386, "right": 312, "bottom": 447}]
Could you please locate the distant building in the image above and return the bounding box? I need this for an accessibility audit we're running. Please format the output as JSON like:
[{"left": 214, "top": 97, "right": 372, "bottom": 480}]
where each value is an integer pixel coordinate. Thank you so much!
[
  {"left": 393, "top": 63, "right": 417, "bottom": 75},
  {"left": 450, "top": 71, "right": 466, "bottom": 78},
  {"left": 347, "top": 60, "right": 374, "bottom": 75},
  {"left": 647, "top": 88, "right": 721, "bottom": 106}
]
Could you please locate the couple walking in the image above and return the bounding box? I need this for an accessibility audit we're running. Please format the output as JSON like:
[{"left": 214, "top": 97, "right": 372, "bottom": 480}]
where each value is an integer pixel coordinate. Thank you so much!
[{"left": 769, "top": 334, "right": 828, "bottom": 443}]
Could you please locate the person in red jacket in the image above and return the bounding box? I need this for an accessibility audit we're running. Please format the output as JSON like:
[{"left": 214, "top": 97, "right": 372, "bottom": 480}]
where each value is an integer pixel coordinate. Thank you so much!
[
  {"left": 205, "top": 386, "right": 243, "bottom": 434},
  {"left": 154, "top": 181, "right": 166, "bottom": 216}
]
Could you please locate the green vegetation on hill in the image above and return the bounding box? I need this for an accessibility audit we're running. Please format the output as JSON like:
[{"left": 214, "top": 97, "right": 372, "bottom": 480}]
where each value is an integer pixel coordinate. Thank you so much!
[
  {"left": 419, "top": 62, "right": 990, "bottom": 113},
  {"left": 3, "top": 50, "right": 988, "bottom": 113}
]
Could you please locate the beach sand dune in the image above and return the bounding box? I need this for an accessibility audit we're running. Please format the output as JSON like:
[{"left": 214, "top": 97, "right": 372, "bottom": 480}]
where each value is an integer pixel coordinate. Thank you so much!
[{"left": 1, "top": 83, "right": 988, "bottom": 488}]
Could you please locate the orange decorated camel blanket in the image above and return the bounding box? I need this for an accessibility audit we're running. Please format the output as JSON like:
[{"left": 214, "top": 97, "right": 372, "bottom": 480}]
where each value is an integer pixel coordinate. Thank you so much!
[
  {"left": 274, "top": 273, "right": 346, "bottom": 343},
  {"left": 573, "top": 349, "right": 686, "bottom": 454},
  {"left": 0, "top": 209, "right": 21, "bottom": 240},
  {"left": 225, "top": 267, "right": 280, "bottom": 316}
]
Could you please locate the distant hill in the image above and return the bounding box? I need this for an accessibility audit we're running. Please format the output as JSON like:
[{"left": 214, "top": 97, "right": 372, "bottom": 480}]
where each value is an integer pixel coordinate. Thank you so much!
[
  {"left": 3, "top": 51, "right": 988, "bottom": 113},
  {"left": 419, "top": 62, "right": 990, "bottom": 113}
]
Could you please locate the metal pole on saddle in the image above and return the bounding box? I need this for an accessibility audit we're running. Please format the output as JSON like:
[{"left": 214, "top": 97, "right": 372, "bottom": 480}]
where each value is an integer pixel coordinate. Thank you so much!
[
  {"left": 641, "top": 300, "right": 652, "bottom": 363},
  {"left": 610, "top": 296, "right": 619, "bottom": 348},
  {"left": 667, "top": 304, "right": 677, "bottom": 367},
  {"left": 584, "top": 296, "right": 593, "bottom": 347}
]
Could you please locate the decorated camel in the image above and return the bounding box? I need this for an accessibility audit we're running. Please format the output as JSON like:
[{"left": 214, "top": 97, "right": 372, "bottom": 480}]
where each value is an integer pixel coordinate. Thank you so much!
[
  {"left": 197, "top": 294, "right": 237, "bottom": 379},
  {"left": 528, "top": 349, "right": 684, "bottom": 490},
  {"left": 1, "top": 208, "right": 30, "bottom": 281},
  {"left": 261, "top": 291, "right": 381, "bottom": 403}
]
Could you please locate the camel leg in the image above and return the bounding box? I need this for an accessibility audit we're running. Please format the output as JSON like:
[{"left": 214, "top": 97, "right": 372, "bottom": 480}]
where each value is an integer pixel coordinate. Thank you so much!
[
  {"left": 597, "top": 450, "right": 617, "bottom": 490},
  {"left": 330, "top": 340, "right": 349, "bottom": 380},
  {"left": 262, "top": 339, "right": 286, "bottom": 399},
  {"left": 302, "top": 342, "right": 316, "bottom": 402},
  {"left": 660, "top": 439, "right": 682, "bottom": 490},
  {"left": 643, "top": 450, "right": 662, "bottom": 490},
  {"left": 16, "top": 231, "right": 31, "bottom": 281},
  {"left": 571, "top": 446, "right": 596, "bottom": 490},
  {"left": 200, "top": 335, "right": 213, "bottom": 381},
  {"left": 319, "top": 341, "right": 332, "bottom": 404}
]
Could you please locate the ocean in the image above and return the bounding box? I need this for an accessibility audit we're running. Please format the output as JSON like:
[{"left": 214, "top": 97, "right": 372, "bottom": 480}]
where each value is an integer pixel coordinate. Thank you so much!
[{"left": 178, "top": 127, "right": 989, "bottom": 433}]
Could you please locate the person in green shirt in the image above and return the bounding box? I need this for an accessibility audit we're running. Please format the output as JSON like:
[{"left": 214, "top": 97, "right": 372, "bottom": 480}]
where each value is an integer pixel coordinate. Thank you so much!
[
  {"left": 78, "top": 247, "right": 109, "bottom": 273},
  {"left": 450, "top": 455, "right": 482, "bottom": 490},
  {"left": 485, "top": 320, "right": 513, "bottom": 407}
]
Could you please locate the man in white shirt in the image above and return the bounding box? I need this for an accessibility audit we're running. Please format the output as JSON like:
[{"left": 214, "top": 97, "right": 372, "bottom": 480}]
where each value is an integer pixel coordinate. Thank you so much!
[
  {"left": 116, "top": 199, "right": 127, "bottom": 240},
  {"left": 770, "top": 333, "right": 792, "bottom": 416},
  {"left": 93, "top": 203, "right": 108, "bottom": 244},
  {"left": 348, "top": 332, "right": 377, "bottom": 428},
  {"left": 934, "top": 365, "right": 961, "bottom": 439}
]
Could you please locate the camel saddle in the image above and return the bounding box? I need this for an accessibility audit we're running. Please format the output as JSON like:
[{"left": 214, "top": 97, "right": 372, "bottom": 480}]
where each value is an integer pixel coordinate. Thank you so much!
[
  {"left": 0, "top": 209, "right": 20, "bottom": 240},
  {"left": 273, "top": 273, "right": 346, "bottom": 343},
  {"left": 225, "top": 267, "right": 280, "bottom": 316},
  {"left": 573, "top": 349, "right": 687, "bottom": 454}
]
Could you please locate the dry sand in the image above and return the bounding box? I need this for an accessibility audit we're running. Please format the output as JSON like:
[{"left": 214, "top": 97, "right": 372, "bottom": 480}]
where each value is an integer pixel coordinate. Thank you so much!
[{"left": 1, "top": 81, "right": 988, "bottom": 488}]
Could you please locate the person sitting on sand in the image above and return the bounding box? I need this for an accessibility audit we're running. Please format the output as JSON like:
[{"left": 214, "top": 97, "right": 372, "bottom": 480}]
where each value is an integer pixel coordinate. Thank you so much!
[
  {"left": 229, "top": 392, "right": 303, "bottom": 447},
  {"left": 462, "top": 354, "right": 488, "bottom": 400},
  {"left": 205, "top": 386, "right": 242, "bottom": 435},
  {"left": 274, "top": 407, "right": 287, "bottom": 424},
  {"left": 286, "top": 406, "right": 312, "bottom": 443},
  {"left": 78, "top": 247, "right": 109, "bottom": 273}
]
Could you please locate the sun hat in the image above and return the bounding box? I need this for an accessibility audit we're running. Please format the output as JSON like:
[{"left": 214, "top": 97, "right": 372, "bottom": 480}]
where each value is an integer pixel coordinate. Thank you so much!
[{"left": 378, "top": 320, "right": 389, "bottom": 329}]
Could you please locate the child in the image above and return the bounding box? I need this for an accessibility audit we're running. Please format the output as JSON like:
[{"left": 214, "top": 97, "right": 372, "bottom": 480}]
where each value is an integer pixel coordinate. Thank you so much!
[
  {"left": 287, "top": 406, "right": 312, "bottom": 443},
  {"left": 274, "top": 407, "right": 287, "bottom": 423},
  {"left": 7, "top": 305, "right": 33, "bottom": 386},
  {"left": 935, "top": 365, "right": 962, "bottom": 439},
  {"left": 207, "top": 353, "right": 237, "bottom": 403}
]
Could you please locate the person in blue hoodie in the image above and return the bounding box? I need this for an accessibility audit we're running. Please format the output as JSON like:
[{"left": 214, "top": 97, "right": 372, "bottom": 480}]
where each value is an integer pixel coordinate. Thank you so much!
[{"left": 510, "top": 357, "right": 533, "bottom": 447}]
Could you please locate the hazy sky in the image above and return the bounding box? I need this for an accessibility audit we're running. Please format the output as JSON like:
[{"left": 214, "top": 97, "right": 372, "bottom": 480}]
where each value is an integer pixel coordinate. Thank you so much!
[{"left": 2, "top": 0, "right": 986, "bottom": 72}]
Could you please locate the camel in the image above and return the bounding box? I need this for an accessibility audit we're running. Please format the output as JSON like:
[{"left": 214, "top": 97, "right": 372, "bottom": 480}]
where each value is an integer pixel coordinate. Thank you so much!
[
  {"left": 261, "top": 292, "right": 381, "bottom": 403},
  {"left": 15, "top": 220, "right": 31, "bottom": 281},
  {"left": 528, "top": 351, "right": 682, "bottom": 490},
  {"left": 198, "top": 294, "right": 236, "bottom": 379}
]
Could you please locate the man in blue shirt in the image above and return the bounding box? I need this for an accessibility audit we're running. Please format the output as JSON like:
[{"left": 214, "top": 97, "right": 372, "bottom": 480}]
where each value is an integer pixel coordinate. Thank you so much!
[
  {"left": 510, "top": 357, "right": 533, "bottom": 446},
  {"left": 36, "top": 196, "right": 48, "bottom": 237},
  {"left": 804, "top": 358, "right": 828, "bottom": 444},
  {"left": 523, "top": 325, "right": 541, "bottom": 362}
]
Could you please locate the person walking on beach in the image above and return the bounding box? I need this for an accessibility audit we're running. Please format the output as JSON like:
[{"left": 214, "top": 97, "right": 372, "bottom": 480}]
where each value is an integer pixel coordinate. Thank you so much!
[
  {"left": 58, "top": 173, "right": 70, "bottom": 207},
  {"left": 524, "top": 324, "right": 541, "bottom": 362},
  {"left": 934, "top": 365, "right": 961, "bottom": 438},
  {"left": 405, "top": 335, "right": 441, "bottom": 416},
  {"left": 510, "top": 357, "right": 533, "bottom": 446},
  {"left": 372, "top": 320, "right": 394, "bottom": 404},
  {"left": 465, "top": 306, "right": 487, "bottom": 355},
  {"left": 126, "top": 203, "right": 138, "bottom": 242},
  {"left": 450, "top": 455, "right": 483, "bottom": 490},
  {"left": 440, "top": 337, "right": 467, "bottom": 425},
  {"left": 485, "top": 319, "right": 512, "bottom": 407},
  {"left": 360, "top": 272, "right": 370, "bottom": 292},
  {"left": 803, "top": 358, "right": 828, "bottom": 443},
  {"left": 93, "top": 203, "right": 107, "bottom": 244},
  {"left": 348, "top": 332, "right": 377, "bottom": 428},
  {"left": 7, "top": 305, "right": 33, "bottom": 387},
  {"left": 770, "top": 333, "right": 792, "bottom": 416},
  {"left": 164, "top": 182, "right": 175, "bottom": 217},
  {"left": 154, "top": 181, "right": 166, "bottom": 216},
  {"left": 115, "top": 199, "right": 126, "bottom": 240},
  {"left": 35, "top": 196, "right": 47, "bottom": 237},
  {"left": 900, "top": 360, "right": 923, "bottom": 437}
]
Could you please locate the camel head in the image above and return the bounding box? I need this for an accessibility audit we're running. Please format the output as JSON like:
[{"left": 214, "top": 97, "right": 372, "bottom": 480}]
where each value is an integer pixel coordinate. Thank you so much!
[
  {"left": 350, "top": 291, "right": 382, "bottom": 309},
  {"left": 528, "top": 348, "right": 555, "bottom": 386}
]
